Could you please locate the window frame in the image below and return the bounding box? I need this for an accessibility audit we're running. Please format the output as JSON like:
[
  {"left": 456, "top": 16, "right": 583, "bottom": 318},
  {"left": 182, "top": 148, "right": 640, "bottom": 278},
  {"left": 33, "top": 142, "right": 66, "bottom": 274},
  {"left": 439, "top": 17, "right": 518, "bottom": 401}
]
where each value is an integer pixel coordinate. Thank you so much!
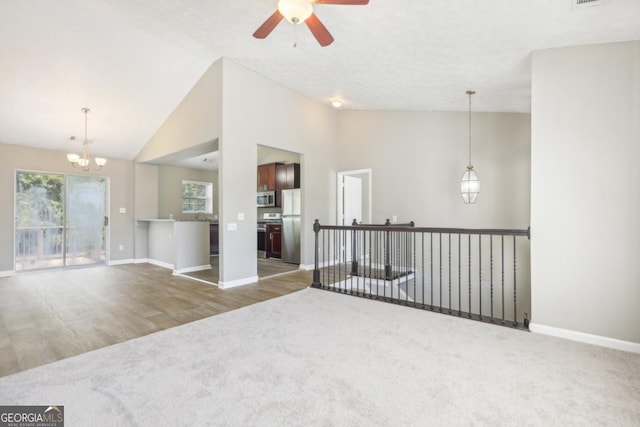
[{"left": 181, "top": 180, "right": 213, "bottom": 214}]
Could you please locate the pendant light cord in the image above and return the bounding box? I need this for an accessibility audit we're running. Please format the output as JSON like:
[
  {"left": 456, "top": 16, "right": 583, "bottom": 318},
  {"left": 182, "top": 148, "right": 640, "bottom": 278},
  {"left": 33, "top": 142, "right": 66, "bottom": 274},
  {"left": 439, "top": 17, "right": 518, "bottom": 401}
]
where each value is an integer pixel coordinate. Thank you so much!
[{"left": 466, "top": 90, "right": 475, "bottom": 168}]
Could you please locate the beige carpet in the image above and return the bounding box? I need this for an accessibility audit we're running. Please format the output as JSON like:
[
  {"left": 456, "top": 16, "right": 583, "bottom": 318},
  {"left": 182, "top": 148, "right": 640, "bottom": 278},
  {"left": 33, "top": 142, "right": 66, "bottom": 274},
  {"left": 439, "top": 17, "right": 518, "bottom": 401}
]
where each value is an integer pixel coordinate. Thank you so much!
[{"left": 0, "top": 288, "right": 638, "bottom": 426}]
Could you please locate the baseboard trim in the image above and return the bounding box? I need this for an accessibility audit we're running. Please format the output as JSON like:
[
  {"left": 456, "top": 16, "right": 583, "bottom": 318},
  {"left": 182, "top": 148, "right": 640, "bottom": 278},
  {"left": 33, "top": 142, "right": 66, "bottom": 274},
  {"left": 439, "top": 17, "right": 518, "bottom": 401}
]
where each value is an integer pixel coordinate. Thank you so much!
[
  {"left": 0, "top": 270, "right": 16, "bottom": 278},
  {"left": 108, "top": 259, "right": 134, "bottom": 266},
  {"left": 218, "top": 276, "right": 259, "bottom": 289},
  {"left": 530, "top": 323, "right": 640, "bottom": 354},
  {"left": 173, "top": 264, "right": 211, "bottom": 274},
  {"left": 175, "top": 273, "right": 218, "bottom": 287},
  {"left": 144, "top": 259, "right": 174, "bottom": 270},
  {"left": 133, "top": 258, "right": 150, "bottom": 264}
]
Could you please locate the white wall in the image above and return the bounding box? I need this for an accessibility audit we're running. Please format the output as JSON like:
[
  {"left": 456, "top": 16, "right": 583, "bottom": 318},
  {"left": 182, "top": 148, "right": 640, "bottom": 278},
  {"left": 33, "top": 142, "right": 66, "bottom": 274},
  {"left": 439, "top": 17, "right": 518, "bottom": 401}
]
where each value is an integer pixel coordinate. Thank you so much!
[
  {"left": 531, "top": 41, "right": 640, "bottom": 344},
  {"left": 337, "top": 111, "right": 531, "bottom": 228},
  {"left": 219, "top": 59, "right": 338, "bottom": 284}
]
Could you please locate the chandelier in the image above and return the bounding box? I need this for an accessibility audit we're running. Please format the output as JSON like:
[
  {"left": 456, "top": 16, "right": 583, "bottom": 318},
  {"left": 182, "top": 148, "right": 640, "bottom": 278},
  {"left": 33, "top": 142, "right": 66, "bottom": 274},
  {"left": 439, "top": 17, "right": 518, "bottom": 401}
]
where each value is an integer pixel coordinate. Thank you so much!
[
  {"left": 67, "top": 108, "right": 106, "bottom": 171},
  {"left": 460, "top": 90, "right": 480, "bottom": 204}
]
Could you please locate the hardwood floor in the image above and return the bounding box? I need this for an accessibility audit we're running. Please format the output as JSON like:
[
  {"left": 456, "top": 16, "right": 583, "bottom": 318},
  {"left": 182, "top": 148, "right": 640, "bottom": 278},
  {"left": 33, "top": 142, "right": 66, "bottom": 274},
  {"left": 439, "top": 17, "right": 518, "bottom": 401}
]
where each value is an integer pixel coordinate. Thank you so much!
[
  {"left": 181, "top": 256, "right": 301, "bottom": 284},
  {"left": 0, "top": 263, "right": 312, "bottom": 377}
]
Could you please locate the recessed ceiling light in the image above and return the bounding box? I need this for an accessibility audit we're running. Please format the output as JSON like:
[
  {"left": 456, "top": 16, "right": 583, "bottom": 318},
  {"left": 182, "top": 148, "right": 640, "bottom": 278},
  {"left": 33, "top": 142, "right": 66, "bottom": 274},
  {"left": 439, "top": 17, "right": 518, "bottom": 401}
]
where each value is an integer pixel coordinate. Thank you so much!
[{"left": 331, "top": 99, "right": 343, "bottom": 108}]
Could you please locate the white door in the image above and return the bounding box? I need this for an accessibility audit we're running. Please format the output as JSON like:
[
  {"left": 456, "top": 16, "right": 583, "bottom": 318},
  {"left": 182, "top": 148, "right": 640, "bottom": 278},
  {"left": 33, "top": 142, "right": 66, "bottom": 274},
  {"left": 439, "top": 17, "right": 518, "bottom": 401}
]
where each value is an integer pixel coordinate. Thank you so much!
[{"left": 342, "top": 175, "right": 362, "bottom": 226}]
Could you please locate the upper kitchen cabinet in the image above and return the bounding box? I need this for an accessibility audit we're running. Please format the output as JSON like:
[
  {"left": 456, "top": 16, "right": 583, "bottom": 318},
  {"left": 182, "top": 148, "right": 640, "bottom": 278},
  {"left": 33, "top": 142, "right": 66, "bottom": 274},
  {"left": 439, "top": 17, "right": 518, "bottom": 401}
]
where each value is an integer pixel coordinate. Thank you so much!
[
  {"left": 276, "top": 163, "right": 300, "bottom": 191},
  {"left": 257, "top": 163, "right": 282, "bottom": 191},
  {"left": 276, "top": 163, "right": 300, "bottom": 207}
]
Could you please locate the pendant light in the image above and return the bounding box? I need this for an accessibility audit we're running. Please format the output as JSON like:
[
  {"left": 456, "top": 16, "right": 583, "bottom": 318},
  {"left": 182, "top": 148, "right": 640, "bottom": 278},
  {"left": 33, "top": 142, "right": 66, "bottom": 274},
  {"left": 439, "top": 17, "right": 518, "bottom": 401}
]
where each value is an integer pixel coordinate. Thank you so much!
[
  {"left": 67, "top": 108, "right": 107, "bottom": 172},
  {"left": 460, "top": 90, "right": 480, "bottom": 204}
]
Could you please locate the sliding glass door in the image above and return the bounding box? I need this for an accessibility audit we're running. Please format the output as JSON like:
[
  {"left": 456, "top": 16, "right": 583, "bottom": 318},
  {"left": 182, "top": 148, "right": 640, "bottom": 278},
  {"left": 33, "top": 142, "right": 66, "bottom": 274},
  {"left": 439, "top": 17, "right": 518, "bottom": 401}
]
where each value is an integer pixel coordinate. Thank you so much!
[
  {"left": 15, "top": 171, "right": 107, "bottom": 271},
  {"left": 65, "top": 175, "right": 107, "bottom": 266}
]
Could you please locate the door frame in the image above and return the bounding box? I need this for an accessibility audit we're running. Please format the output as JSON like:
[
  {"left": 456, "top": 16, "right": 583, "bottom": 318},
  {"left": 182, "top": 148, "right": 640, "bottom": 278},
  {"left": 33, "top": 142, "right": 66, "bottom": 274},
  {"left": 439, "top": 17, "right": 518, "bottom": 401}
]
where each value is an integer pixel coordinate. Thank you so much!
[
  {"left": 337, "top": 169, "right": 372, "bottom": 226},
  {"left": 13, "top": 168, "right": 111, "bottom": 271}
]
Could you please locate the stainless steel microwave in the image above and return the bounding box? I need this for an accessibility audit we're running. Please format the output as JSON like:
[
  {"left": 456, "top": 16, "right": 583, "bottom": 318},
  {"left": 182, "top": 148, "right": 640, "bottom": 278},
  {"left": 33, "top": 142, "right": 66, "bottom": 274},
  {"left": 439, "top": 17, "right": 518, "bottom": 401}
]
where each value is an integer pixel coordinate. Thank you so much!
[{"left": 257, "top": 191, "right": 276, "bottom": 207}]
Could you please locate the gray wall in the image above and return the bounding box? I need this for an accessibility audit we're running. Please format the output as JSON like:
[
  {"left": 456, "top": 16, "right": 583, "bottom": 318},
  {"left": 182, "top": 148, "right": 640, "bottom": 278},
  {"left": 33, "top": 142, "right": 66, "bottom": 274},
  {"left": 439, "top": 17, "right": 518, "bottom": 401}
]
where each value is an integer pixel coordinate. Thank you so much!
[
  {"left": 133, "top": 58, "right": 339, "bottom": 285},
  {"left": 336, "top": 111, "right": 531, "bottom": 228},
  {"left": 136, "top": 60, "right": 223, "bottom": 163},
  {"left": 157, "top": 165, "right": 218, "bottom": 220},
  {"left": 531, "top": 41, "right": 640, "bottom": 344},
  {"left": 0, "top": 142, "right": 135, "bottom": 272},
  {"left": 219, "top": 59, "right": 338, "bottom": 284},
  {"left": 134, "top": 163, "right": 159, "bottom": 259},
  {"left": 335, "top": 110, "right": 532, "bottom": 322}
]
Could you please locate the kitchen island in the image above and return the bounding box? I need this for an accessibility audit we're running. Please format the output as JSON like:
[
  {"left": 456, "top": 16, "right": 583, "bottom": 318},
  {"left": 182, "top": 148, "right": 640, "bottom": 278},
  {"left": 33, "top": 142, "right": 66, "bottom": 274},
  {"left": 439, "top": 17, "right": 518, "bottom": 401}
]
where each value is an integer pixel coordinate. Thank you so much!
[{"left": 136, "top": 219, "right": 211, "bottom": 274}]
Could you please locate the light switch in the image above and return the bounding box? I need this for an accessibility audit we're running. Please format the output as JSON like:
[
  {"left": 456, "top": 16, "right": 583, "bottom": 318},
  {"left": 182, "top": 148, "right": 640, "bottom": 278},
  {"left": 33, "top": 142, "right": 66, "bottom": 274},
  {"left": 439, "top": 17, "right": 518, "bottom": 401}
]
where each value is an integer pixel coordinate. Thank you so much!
[
  {"left": 228, "top": 223, "right": 237, "bottom": 231},
  {"left": 119, "top": 207, "right": 126, "bottom": 213},
  {"left": 237, "top": 213, "right": 245, "bottom": 221}
]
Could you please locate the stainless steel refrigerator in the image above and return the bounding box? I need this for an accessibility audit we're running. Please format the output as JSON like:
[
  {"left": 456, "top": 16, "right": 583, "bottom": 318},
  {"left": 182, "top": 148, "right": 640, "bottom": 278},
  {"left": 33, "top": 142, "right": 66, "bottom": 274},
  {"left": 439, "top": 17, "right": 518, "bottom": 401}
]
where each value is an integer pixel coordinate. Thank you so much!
[{"left": 281, "top": 188, "right": 301, "bottom": 264}]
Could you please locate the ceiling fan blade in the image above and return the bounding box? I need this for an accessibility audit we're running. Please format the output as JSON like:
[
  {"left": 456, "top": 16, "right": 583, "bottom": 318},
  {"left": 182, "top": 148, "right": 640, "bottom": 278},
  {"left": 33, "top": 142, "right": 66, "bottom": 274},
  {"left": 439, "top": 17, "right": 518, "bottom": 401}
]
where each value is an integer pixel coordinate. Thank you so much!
[
  {"left": 253, "top": 10, "right": 284, "bottom": 39},
  {"left": 305, "top": 13, "right": 334, "bottom": 47},
  {"left": 313, "top": 0, "right": 369, "bottom": 5}
]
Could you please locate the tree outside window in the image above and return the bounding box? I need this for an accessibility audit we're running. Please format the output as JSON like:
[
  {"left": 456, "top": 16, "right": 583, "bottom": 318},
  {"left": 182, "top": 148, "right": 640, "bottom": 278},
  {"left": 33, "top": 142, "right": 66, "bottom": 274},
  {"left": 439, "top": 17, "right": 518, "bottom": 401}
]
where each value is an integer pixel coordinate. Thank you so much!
[{"left": 182, "top": 180, "right": 213, "bottom": 214}]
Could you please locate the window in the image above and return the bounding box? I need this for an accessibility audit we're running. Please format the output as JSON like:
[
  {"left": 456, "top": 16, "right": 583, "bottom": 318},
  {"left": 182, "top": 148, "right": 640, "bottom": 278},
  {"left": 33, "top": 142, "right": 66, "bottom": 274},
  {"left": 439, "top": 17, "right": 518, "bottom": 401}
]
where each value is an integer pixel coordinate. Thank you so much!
[{"left": 181, "top": 180, "right": 213, "bottom": 214}]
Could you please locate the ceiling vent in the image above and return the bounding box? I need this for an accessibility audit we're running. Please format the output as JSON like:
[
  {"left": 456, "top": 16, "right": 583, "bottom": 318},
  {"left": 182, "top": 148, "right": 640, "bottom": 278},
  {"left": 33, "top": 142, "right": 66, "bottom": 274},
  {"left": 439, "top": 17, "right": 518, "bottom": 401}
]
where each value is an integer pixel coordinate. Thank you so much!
[{"left": 572, "top": 0, "right": 605, "bottom": 9}]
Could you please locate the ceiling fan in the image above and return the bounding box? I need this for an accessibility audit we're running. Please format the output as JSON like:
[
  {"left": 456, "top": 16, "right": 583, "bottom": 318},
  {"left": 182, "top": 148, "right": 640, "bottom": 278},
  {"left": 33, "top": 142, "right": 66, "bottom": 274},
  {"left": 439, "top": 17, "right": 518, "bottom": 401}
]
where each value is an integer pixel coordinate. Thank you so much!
[{"left": 253, "top": 0, "right": 369, "bottom": 47}]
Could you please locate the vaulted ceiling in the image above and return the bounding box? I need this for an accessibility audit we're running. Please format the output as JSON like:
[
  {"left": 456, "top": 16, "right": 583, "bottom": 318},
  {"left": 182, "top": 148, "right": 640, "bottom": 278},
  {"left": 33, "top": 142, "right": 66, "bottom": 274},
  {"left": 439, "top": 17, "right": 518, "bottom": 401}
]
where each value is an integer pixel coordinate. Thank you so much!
[{"left": 1, "top": 0, "right": 639, "bottom": 160}]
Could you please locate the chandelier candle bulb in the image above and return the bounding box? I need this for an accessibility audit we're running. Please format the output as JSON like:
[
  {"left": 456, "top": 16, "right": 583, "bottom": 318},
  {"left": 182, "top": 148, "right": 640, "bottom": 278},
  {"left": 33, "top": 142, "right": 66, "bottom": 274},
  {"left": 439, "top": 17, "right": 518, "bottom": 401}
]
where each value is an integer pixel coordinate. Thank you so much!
[{"left": 67, "top": 107, "right": 107, "bottom": 172}]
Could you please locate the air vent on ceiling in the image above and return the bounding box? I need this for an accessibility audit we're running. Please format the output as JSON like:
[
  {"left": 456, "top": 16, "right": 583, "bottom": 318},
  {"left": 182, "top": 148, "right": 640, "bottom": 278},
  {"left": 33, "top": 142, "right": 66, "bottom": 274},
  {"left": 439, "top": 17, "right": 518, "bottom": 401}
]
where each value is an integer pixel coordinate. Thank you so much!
[{"left": 572, "top": 0, "right": 605, "bottom": 9}]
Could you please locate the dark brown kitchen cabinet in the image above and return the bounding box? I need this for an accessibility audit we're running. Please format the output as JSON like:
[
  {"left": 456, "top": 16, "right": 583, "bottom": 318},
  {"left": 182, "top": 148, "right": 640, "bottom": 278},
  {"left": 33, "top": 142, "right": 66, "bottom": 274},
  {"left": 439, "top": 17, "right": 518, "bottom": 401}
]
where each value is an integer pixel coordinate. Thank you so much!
[
  {"left": 275, "top": 163, "right": 300, "bottom": 206},
  {"left": 209, "top": 223, "right": 219, "bottom": 255},
  {"left": 266, "top": 223, "right": 281, "bottom": 259},
  {"left": 257, "top": 163, "right": 282, "bottom": 192}
]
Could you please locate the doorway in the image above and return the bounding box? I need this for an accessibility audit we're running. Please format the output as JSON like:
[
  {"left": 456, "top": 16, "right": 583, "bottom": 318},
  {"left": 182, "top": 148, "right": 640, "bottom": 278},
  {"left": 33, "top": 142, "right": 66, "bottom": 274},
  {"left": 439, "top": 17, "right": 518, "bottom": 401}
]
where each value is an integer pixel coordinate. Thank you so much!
[
  {"left": 15, "top": 171, "right": 108, "bottom": 271},
  {"left": 337, "top": 169, "right": 372, "bottom": 226},
  {"left": 337, "top": 169, "right": 372, "bottom": 263}
]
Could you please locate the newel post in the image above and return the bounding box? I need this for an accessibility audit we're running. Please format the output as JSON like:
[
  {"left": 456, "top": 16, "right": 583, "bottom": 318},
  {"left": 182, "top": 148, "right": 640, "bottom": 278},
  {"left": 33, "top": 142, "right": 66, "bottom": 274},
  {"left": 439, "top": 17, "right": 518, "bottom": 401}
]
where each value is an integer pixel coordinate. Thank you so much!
[
  {"left": 351, "top": 218, "right": 359, "bottom": 276},
  {"left": 312, "top": 219, "right": 321, "bottom": 287},
  {"left": 384, "top": 219, "right": 392, "bottom": 280}
]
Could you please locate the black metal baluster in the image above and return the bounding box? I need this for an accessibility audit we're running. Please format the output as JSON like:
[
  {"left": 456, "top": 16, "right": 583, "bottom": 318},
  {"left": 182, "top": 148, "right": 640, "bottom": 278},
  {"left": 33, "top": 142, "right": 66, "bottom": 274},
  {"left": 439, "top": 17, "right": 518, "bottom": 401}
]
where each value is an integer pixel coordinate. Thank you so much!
[
  {"left": 468, "top": 234, "right": 471, "bottom": 318},
  {"left": 413, "top": 233, "right": 417, "bottom": 306},
  {"left": 458, "top": 233, "right": 461, "bottom": 316},
  {"left": 479, "top": 234, "right": 482, "bottom": 321},
  {"left": 439, "top": 233, "right": 442, "bottom": 312},
  {"left": 448, "top": 233, "right": 452, "bottom": 314},
  {"left": 513, "top": 235, "right": 517, "bottom": 327},
  {"left": 490, "top": 235, "right": 494, "bottom": 322},
  {"left": 501, "top": 235, "right": 505, "bottom": 324},
  {"left": 323, "top": 229, "right": 327, "bottom": 288},
  {"left": 430, "top": 232, "right": 433, "bottom": 310},
  {"left": 421, "top": 233, "right": 425, "bottom": 308}
]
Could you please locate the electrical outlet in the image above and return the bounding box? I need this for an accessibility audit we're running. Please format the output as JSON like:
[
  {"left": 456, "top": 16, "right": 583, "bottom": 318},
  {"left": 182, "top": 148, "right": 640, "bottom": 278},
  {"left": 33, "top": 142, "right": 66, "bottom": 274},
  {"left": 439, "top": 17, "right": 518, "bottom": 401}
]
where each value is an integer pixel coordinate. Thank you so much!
[
  {"left": 119, "top": 207, "right": 126, "bottom": 213},
  {"left": 392, "top": 215, "right": 398, "bottom": 223},
  {"left": 238, "top": 212, "right": 245, "bottom": 220},
  {"left": 228, "top": 223, "right": 237, "bottom": 231},
  {"left": 118, "top": 244, "right": 124, "bottom": 251}
]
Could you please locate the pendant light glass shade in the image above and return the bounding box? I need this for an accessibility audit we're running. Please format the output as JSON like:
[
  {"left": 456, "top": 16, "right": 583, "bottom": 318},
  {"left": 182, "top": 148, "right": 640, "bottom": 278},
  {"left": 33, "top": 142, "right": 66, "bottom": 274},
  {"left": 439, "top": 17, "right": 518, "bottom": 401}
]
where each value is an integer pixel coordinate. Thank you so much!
[
  {"left": 461, "top": 90, "right": 479, "bottom": 204},
  {"left": 461, "top": 166, "right": 480, "bottom": 204}
]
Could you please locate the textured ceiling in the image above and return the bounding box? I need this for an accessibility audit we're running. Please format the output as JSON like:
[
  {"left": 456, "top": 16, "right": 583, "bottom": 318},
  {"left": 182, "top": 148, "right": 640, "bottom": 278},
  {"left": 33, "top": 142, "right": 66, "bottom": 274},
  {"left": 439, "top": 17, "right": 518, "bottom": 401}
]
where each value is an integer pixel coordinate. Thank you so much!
[{"left": 1, "top": 0, "right": 639, "bottom": 160}]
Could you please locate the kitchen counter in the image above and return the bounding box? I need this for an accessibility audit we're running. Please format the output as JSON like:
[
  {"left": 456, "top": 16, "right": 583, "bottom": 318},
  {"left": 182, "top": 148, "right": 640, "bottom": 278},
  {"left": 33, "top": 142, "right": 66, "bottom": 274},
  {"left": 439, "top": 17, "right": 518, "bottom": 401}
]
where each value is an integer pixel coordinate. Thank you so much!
[{"left": 136, "top": 219, "right": 211, "bottom": 274}]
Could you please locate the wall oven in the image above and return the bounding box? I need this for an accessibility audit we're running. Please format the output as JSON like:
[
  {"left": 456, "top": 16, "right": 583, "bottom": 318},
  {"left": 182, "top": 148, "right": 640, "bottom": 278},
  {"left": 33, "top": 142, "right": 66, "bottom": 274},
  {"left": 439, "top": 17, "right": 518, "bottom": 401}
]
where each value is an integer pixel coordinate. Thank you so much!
[{"left": 257, "top": 191, "right": 276, "bottom": 207}]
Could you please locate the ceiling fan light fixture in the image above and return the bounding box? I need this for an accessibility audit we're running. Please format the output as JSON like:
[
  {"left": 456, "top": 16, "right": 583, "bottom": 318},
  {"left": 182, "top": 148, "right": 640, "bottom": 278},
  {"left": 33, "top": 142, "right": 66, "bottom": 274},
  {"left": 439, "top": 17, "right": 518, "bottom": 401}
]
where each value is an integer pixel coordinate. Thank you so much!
[{"left": 278, "top": 0, "right": 313, "bottom": 24}]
